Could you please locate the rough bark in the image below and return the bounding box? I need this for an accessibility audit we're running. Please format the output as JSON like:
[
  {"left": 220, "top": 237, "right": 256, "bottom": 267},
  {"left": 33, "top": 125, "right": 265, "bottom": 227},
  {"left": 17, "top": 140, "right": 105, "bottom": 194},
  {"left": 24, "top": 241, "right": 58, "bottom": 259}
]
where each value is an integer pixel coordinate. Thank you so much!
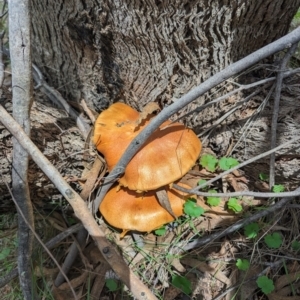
[
  {"left": 31, "top": 0, "right": 300, "bottom": 122},
  {"left": 9, "top": 0, "right": 35, "bottom": 298}
]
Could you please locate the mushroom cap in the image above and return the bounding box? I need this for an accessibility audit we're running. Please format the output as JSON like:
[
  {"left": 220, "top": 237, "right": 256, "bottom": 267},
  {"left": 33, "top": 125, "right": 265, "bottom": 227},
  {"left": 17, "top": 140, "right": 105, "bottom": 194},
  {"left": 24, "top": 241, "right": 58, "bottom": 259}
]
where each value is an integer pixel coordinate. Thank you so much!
[
  {"left": 99, "top": 183, "right": 193, "bottom": 233},
  {"left": 93, "top": 102, "right": 201, "bottom": 191}
]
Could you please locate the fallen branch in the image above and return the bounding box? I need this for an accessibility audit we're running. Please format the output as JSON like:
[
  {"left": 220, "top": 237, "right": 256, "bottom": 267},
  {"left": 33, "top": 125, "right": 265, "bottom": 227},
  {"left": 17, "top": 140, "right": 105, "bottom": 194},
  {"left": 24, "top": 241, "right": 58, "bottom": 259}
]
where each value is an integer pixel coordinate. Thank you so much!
[
  {"left": 8, "top": 1, "right": 36, "bottom": 298},
  {"left": 182, "top": 187, "right": 299, "bottom": 251},
  {"left": 174, "top": 67, "right": 300, "bottom": 125},
  {"left": 0, "top": 105, "right": 157, "bottom": 300},
  {"left": 93, "top": 26, "right": 300, "bottom": 213},
  {"left": 183, "top": 136, "right": 300, "bottom": 198},
  {"left": 269, "top": 43, "right": 298, "bottom": 188}
]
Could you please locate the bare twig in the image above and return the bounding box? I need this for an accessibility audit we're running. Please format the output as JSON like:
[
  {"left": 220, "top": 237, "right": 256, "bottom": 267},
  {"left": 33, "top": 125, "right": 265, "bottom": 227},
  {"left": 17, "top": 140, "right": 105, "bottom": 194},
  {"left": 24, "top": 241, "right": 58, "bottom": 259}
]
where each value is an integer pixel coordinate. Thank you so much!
[
  {"left": 0, "top": 105, "right": 157, "bottom": 300},
  {"left": 190, "top": 135, "right": 300, "bottom": 194},
  {"left": 93, "top": 27, "right": 300, "bottom": 213},
  {"left": 174, "top": 67, "right": 300, "bottom": 125},
  {"left": 8, "top": 1, "right": 36, "bottom": 298},
  {"left": 0, "top": 223, "right": 83, "bottom": 288},
  {"left": 54, "top": 228, "right": 88, "bottom": 287},
  {"left": 269, "top": 43, "right": 298, "bottom": 188},
  {"left": 182, "top": 187, "right": 299, "bottom": 251}
]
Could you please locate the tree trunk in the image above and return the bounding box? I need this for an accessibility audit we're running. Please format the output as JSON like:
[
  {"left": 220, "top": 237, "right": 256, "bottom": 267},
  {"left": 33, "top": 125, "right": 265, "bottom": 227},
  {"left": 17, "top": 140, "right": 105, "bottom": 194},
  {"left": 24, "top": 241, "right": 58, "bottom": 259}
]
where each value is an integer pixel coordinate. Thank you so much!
[{"left": 31, "top": 0, "right": 300, "bottom": 119}]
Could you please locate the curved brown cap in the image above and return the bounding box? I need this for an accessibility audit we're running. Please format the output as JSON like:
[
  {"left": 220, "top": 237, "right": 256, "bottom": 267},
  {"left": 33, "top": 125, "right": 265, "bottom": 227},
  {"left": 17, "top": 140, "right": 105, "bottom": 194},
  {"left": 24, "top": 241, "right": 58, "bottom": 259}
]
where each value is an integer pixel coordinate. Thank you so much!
[
  {"left": 99, "top": 183, "right": 193, "bottom": 234},
  {"left": 93, "top": 102, "right": 201, "bottom": 191}
]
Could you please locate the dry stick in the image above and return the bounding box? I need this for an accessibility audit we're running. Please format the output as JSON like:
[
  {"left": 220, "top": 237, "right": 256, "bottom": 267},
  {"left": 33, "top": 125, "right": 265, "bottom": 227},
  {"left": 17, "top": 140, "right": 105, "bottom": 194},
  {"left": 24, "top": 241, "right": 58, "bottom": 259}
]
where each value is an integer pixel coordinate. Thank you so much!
[
  {"left": 0, "top": 106, "right": 157, "bottom": 300},
  {"left": 174, "top": 67, "right": 300, "bottom": 125},
  {"left": 0, "top": 31, "right": 5, "bottom": 87},
  {"left": 8, "top": 1, "right": 36, "bottom": 299},
  {"left": 182, "top": 187, "right": 300, "bottom": 252},
  {"left": 54, "top": 227, "right": 88, "bottom": 287},
  {"left": 0, "top": 223, "right": 83, "bottom": 289},
  {"left": 93, "top": 27, "right": 300, "bottom": 214},
  {"left": 269, "top": 43, "right": 298, "bottom": 189},
  {"left": 172, "top": 134, "right": 300, "bottom": 197}
]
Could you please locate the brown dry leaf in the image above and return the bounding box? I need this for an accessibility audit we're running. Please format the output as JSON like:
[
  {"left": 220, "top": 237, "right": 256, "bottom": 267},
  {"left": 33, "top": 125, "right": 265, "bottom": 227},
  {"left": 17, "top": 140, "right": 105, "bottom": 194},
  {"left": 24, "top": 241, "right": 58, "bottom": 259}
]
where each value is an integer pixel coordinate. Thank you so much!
[
  {"left": 170, "top": 257, "right": 186, "bottom": 273},
  {"left": 224, "top": 173, "right": 249, "bottom": 192},
  {"left": 52, "top": 286, "right": 76, "bottom": 300},
  {"left": 80, "top": 157, "right": 105, "bottom": 201},
  {"left": 135, "top": 102, "right": 160, "bottom": 126},
  {"left": 90, "top": 263, "right": 111, "bottom": 299},
  {"left": 275, "top": 270, "right": 300, "bottom": 291},
  {"left": 156, "top": 189, "right": 177, "bottom": 219},
  {"left": 237, "top": 264, "right": 263, "bottom": 299},
  {"left": 163, "top": 286, "right": 181, "bottom": 300},
  {"left": 225, "top": 269, "right": 238, "bottom": 300},
  {"left": 58, "top": 271, "right": 89, "bottom": 290},
  {"left": 267, "top": 294, "right": 300, "bottom": 300}
]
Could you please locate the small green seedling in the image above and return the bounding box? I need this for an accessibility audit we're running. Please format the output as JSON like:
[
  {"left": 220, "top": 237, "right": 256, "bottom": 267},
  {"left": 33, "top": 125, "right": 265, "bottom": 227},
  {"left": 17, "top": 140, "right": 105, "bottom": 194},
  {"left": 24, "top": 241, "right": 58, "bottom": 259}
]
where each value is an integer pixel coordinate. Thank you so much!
[
  {"left": 259, "top": 173, "right": 269, "bottom": 181},
  {"left": 256, "top": 276, "right": 275, "bottom": 294},
  {"left": 244, "top": 222, "right": 260, "bottom": 239},
  {"left": 172, "top": 275, "right": 192, "bottom": 295},
  {"left": 291, "top": 240, "right": 300, "bottom": 252},
  {"left": 105, "top": 279, "right": 118, "bottom": 292},
  {"left": 155, "top": 226, "right": 167, "bottom": 236},
  {"left": 218, "top": 157, "right": 239, "bottom": 171},
  {"left": 264, "top": 232, "right": 283, "bottom": 249},
  {"left": 272, "top": 184, "right": 285, "bottom": 193},
  {"left": 206, "top": 189, "right": 221, "bottom": 206},
  {"left": 200, "top": 154, "right": 218, "bottom": 172},
  {"left": 197, "top": 179, "right": 207, "bottom": 188},
  {"left": 184, "top": 198, "right": 205, "bottom": 218},
  {"left": 236, "top": 258, "right": 250, "bottom": 271},
  {"left": 227, "top": 198, "right": 243, "bottom": 213}
]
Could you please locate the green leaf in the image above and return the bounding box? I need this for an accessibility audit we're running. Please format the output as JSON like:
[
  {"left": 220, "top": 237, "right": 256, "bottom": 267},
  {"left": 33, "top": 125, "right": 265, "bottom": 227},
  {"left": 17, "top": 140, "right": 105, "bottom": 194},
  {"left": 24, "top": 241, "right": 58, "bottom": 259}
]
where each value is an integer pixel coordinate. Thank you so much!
[
  {"left": 264, "top": 232, "right": 283, "bottom": 249},
  {"left": 200, "top": 154, "right": 218, "bottom": 172},
  {"left": 272, "top": 184, "right": 285, "bottom": 193},
  {"left": 206, "top": 190, "right": 221, "bottom": 206},
  {"left": 256, "top": 276, "right": 275, "bottom": 295},
  {"left": 291, "top": 240, "right": 300, "bottom": 252},
  {"left": 197, "top": 179, "right": 207, "bottom": 188},
  {"left": 105, "top": 279, "right": 118, "bottom": 292},
  {"left": 172, "top": 275, "right": 192, "bottom": 295},
  {"left": 259, "top": 173, "right": 269, "bottom": 181},
  {"left": 227, "top": 198, "right": 243, "bottom": 213},
  {"left": 184, "top": 199, "right": 205, "bottom": 218},
  {"left": 236, "top": 258, "right": 250, "bottom": 271},
  {"left": 0, "top": 248, "right": 10, "bottom": 260},
  {"left": 219, "top": 157, "right": 239, "bottom": 171},
  {"left": 244, "top": 223, "right": 260, "bottom": 239},
  {"left": 155, "top": 226, "right": 167, "bottom": 236}
]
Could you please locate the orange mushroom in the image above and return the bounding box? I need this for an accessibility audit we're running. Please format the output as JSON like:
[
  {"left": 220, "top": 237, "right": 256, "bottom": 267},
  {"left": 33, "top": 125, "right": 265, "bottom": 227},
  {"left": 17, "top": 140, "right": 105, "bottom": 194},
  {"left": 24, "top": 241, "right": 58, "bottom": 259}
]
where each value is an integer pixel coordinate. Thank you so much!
[
  {"left": 93, "top": 102, "right": 201, "bottom": 191},
  {"left": 99, "top": 182, "right": 193, "bottom": 236}
]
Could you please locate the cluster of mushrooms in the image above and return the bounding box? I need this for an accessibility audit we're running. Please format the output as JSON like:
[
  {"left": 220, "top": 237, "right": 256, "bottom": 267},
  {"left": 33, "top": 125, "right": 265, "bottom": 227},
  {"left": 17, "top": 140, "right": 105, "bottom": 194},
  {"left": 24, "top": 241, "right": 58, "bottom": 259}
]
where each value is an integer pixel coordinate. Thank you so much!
[{"left": 93, "top": 102, "right": 202, "bottom": 237}]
